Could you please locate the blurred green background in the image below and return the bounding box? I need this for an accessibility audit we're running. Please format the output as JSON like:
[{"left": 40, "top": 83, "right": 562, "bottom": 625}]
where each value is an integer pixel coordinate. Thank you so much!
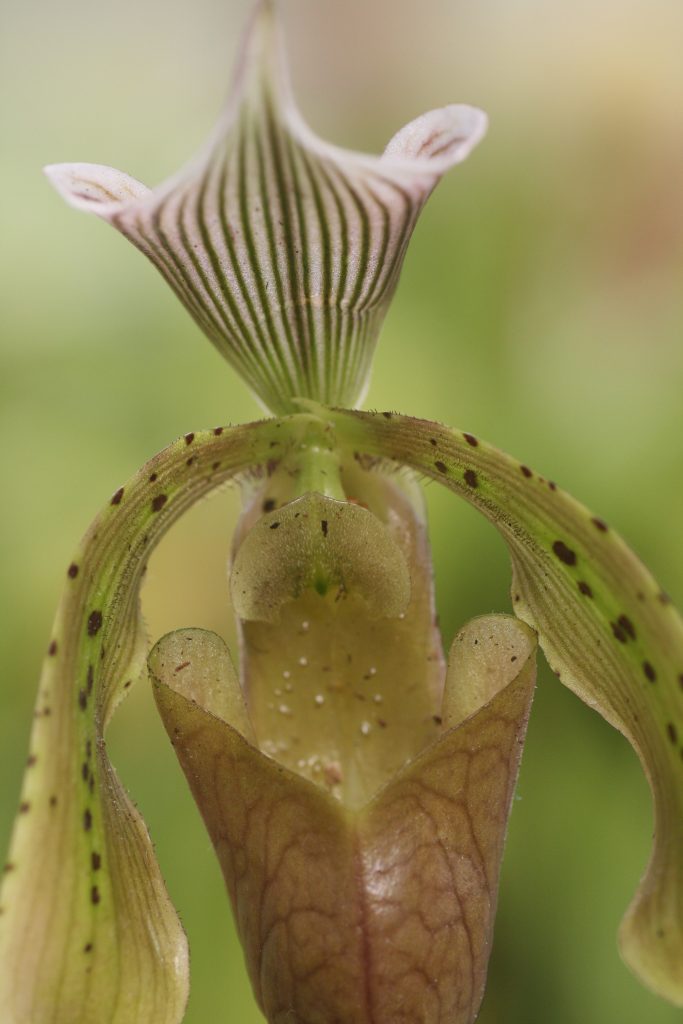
[{"left": 1, "top": 0, "right": 683, "bottom": 1020}]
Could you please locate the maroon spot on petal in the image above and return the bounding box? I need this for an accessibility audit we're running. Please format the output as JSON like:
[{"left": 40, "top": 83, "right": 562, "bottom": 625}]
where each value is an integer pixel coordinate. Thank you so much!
[
  {"left": 111, "top": 487, "right": 124, "bottom": 506},
  {"left": 667, "top": 723, "right": 678, "bottom": 746},
  {"left": 643, "top": 661, "right": 657, "bottom": 683},
  {"left": 592, "top": 517, "right": 608, "bottom": 532},
  {"left": 48, "top": 640, "right": 58, "bottom": 656},
  {"left": 463, "top": 433, "right": 479, "bottom": 447},
  {"left": 186, "top": 456, "right": 195, "bottom": 467},
  {"left": 91, "top": 852, "right": 101, "bottom": 871},
  {"left": 213, "top": 427, "right": 224, "bottom": 436},
  {"left": 149, "top": 472, "right": 158, "bottom": 483},
  {"left": 123, "top": 680, "right": 132, "bottom": 689},
  {"left": 429, "top": 438, "right": 438, "bottom": 447},
  {"left": 377, "top": 718, "right": 387, "bottom": 728},
  {"left": 618, "top": 615, "right": 636, "bottom": 640},
  {"left": 658, "top": 591, "right": 672, "bottom": 606},
  {"left": 520, "top": 465, "right": 533, "bottom": 479},
  {"left": 83, "top": 809, "right": 92, "bottom": 831},
  {"left": 184, "top": 432, "right": 195, "bottom": 445},
  {"left": 552, "top": 541, "right": 577, "bottom": 566},
  {"left": 548, "top": 480, "right": 557, "bottom": 491},
  {"left": 174, "top": 661, "right": 190, "bottom": 674},
  {"left": 84, "top": 943, "right": 93, "bottom": 954},
  {"left": 433, "top": 715, "right": 443, "bottom": 726},
  {"left": 382, "top": 411, "right": 392, "bottom": 419},
  {"left": 78, "top": 689, "right": 87, "bottom": 711},
  {"left": 270, "top": 521, "right": 280, "bottom": 530},
  {"left": 27, "top": 754, "right": 37, "bottom": 767},
  {"left": 212, "top": 461, "right": 221, "bottom": 471},
  {"left": 3, "top": 863, "right": 14, "bottom": 874},
  {"left": 611, "top": 622, "right": 627, "bottom": 644},
  {"left": 578, "top": 581, "right": 593, "bottom": 598},
  {"left": 49, "top": 795, "right": 58, "bottom": 808},
  {"left": 86, "top": 665, "right": 94, "bottom": 695},
  {"left": 464, "top": 469, "right": 478, "bottom": 488},
  {"left": 321, "top": 519, "right": 328, "bottom": 537},
  {"left": 434, "top": 460, "right": 448, "bottom": 474},
  {"left": 91, "top": 886, "right": 100, "bottom": 905},
  {"left": 67, "top": 563, "right": 79, "bottom": 579},
  {"left": 262, "top": 498, "right": 276, "bottom": 513},
  {"left": 19, "top": 802, "right": 30, "bottom": 814},
  {"left": 151, "top": 494, "right": 167, "bottom": 513},
  {"left": 87, "top": 610, "right": 103, "bottom": 637},
  {"left": 86, "top": 740, "right": 92, "bottom": 758}
]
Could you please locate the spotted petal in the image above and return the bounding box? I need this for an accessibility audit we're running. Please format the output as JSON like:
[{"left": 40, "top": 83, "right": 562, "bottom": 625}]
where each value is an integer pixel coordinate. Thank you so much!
[
  {"left": 327, "top": 406, "right": 683, "bottom": 1006},
  {"left": 0, "top": 416, "right": 295, "bottom": 1024},
  {"left": 44, "top": 1, "right": 486, "bottom": 414}
]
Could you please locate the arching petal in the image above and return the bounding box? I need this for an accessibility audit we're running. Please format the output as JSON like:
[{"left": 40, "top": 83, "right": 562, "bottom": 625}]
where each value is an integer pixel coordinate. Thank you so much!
[
  {"left": 44, "top": 1, "right": 486, "bottom": 414},
  {"left": 0, "top": 416, "right": 292, "bottom": 1024},
  {"left": 327, "top": 406, "right": 683, "bottom": 1007}
]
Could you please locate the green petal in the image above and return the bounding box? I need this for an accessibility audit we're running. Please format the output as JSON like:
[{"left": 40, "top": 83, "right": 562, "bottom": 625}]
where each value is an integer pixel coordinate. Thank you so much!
[
  {"left": 328, "top": 406, "right": 683, "bottom": 1006},
  {"left": 44, "top": 2, "right": 486, "bottom": 414},
  {"left": 0, "top": 417, "right": 292, "bottom": 1024},
  {"left": 150, "top": 615, "right": 536, "bottom": 1023}
]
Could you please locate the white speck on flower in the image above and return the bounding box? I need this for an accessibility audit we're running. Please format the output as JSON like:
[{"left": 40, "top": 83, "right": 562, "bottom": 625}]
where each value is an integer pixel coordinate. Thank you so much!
[
  {"left": 301, "top": 620, "right": 310, "bottom": 632},
  {"left": 282, "top": 670, "right": 291, "bottom": 680},
  {"left": 373, "top": 694, "right": 383, "bottom": 704},
  {"left": 360, "top": 721, "right": 371, "bottom": 736},
  {"left": 278, "top": 704, "right": 292, "bottom": 716},
  {"left": 298, "top": 656, "right": 308, "bottom": 667},
  {"left": 368, "top": 666, "right": 377, "bottom": 676},
  {"left": 314, "top": 694, "right": 325, "bottom": 706}
]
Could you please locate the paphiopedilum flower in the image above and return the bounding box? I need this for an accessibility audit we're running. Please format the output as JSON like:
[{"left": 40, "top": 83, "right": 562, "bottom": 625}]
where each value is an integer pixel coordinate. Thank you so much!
[{"left": 2, "top": 3, "right": 683, "bottom": 1024}]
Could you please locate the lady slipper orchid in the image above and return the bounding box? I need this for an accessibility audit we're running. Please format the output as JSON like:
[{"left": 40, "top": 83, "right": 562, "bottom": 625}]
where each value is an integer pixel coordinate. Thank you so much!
[{"left": 2, "top": 2, "right": 682, "bottom": 1023}]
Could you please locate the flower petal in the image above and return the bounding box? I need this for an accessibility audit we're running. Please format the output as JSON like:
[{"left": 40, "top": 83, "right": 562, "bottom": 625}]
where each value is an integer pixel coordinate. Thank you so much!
[
  {"left": 44, "top": 2, "right": 486, "bottom": 413},
  {"left": 0, "top": 416, "right": 294, "bottom": 1024},
  {"left": 327, "top": 406, "right": 683, "bottom": 1006},
  {"left": 150, "top": 614, "right": 536, "bottom": 1024}
]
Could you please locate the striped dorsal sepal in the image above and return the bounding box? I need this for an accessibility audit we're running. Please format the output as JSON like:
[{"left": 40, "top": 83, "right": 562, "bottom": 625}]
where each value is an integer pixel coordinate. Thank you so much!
[{"left": 44, "top": 0, "right": 486, "bottom": 414}]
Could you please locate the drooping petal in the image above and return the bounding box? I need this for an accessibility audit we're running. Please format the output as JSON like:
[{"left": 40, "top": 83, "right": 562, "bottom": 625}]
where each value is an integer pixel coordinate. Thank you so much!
[
  {"left": 44, "top": 2, "right": 486, "bottom": 414},
  {"left": 0, "top": 415, "right": 297, "bottom": 1024},
  {"left": 150, "top": 615, "right": 536, "bottom": 1024},
  {"left": 327, "top": 406, "right": 683, "bottom": 1006}
]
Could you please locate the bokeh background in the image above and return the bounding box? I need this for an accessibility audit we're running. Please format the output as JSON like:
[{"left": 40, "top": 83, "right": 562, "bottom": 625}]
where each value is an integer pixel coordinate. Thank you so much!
[{"left": 2, "top": 0, "right": 683, "bottom": 1020}]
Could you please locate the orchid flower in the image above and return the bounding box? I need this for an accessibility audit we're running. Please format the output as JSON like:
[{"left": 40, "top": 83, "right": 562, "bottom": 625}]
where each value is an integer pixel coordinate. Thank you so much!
[{"left": 2, "top": 3, "right": 682, "bottom": 1023}]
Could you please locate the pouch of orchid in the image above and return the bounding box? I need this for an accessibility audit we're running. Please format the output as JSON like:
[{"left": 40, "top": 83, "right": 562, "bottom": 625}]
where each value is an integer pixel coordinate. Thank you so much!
[{"left": 2, "top": 3, "right": 682, "bottom": 1023}]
